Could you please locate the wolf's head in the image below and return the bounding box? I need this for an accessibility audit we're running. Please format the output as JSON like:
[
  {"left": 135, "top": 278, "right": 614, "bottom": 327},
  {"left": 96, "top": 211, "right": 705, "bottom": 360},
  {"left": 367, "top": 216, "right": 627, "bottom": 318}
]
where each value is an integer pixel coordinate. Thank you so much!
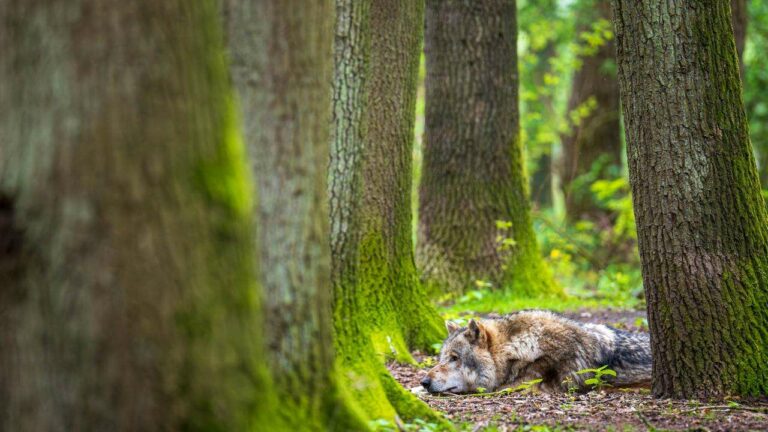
[{"left": 421, "top": 319, "right": 499, "bottom": 393}]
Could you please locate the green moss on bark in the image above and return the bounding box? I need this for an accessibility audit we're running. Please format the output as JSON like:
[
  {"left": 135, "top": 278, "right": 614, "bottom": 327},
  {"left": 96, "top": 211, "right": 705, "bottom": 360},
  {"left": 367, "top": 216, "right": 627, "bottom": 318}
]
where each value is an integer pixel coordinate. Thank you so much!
[{"left": 614, "top": 0, "right": 768, "bottom": 398}]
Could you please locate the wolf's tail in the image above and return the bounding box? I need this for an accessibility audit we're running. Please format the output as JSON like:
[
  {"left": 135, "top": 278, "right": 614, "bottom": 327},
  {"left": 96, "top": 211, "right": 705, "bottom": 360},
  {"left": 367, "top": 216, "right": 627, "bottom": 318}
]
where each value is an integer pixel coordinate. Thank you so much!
[{"left": 610, "top": 330, "right": 652, "bottom": 386}]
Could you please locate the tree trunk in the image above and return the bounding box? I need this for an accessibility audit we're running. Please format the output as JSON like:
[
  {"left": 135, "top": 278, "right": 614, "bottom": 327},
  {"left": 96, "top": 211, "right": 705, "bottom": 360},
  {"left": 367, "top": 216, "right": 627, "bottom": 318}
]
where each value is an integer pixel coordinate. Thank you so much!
[
  {"left": 613, "top": 0, "right": 768, "bottom": 398},
  {"left": 330, "top": 0, "right": 446, "bottom": 423},
  {"left": 560, "top": 0, "right": 622, "bottom": 223},
  {"left": 419, "top": 0, "right": 561, "bottom": 297},
  {"left": 531, "top": 154, "right": 554, "bottom": 208},
  {"left": 731, "top": 0, "right": 747, "bottom": 75},
  {"left": 0, "top": 1, "right": 276, "bottom": 430},
  {"left": 527, "top": 26, "right": 558, "bottom": 209},
  {"left": 224, "top": 1, "right": 365, "bottom": 430}
]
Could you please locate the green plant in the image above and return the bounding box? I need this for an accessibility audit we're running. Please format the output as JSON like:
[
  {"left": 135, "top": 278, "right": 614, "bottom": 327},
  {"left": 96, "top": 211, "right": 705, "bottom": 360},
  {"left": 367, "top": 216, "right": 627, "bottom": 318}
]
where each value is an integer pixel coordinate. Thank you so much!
[
  {"left": 369, "top": 417, "right": 450, "bottom": 432},
  {"left": 512, "top": 378, "right": 544, "bottom": 394},
  {"left": 560, "top": 376, "right": 579, "bottom": 410},
  {"left": 576, "top": 365, "right": 616, "bottom": 390}
]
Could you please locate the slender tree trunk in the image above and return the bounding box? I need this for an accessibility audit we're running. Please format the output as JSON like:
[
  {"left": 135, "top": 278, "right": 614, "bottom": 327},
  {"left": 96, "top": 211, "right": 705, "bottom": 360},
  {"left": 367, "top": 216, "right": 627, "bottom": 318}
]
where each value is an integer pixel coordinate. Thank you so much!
[
  {"left": 419, "top": 0, "right": 561, "bottom": 297},
  {"left": 224, "top": 1, "right": 365, "bottom": 430},
  {"left": 528, "top": 36, "right": 558, "bottom": 208},
  {"left": 330, "top": 0, "right": 446, "bottom": 423},
  {"left": 560, "top": 0, "right": 621, "bottom": 223},
  {"left": 613, "top": 0, "right": 768, "bottom": 398},
  {"left": 531, "top": 154, "right": 554, "bottom": 208},
  {"left": 0, "top": 1, "right": 276, "bottom": 430}
]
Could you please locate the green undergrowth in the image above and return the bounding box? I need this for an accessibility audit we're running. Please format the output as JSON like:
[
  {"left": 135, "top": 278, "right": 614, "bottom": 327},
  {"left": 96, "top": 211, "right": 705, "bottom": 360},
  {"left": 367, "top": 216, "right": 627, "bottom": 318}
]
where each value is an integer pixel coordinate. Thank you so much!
[{"left": 439, "top": 290, "right": 641, "bottom": 317}]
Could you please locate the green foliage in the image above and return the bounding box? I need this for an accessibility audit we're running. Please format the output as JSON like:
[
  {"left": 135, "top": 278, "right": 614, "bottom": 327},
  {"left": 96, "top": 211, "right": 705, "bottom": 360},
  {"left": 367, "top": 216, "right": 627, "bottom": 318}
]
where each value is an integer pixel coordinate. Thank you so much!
[
  {"left": 576, "top": 365, "right": 617, "bottom": 390},
  {"left": 745, "top": 0, "right": 768, "bottom": 186},
  {"left": 495, "top": 220, "right": 518, "bottom": 252},
  {"left": 519, "top": 0, "right": 615, "bottom": 169},
  {"left": 510, "top": 379, "right": 544, "bottom": 394},
  {"left": 369, "top": 417, "right": 450, "bottom": 432},
  {"left": 530, "top": 171, "right": 643, "bottom": 308},
  {"left": 590, "top": 177, "right": 636, "bottom": 240}
]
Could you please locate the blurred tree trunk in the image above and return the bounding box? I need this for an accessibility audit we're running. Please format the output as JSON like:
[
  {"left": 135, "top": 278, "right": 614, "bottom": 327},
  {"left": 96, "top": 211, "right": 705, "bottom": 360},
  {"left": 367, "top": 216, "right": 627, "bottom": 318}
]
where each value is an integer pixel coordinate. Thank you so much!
[
  {"left": 732, "top": 0, "right": 747, "bottom": 75},
  {"left": 560, "top": 0, "right": 621, "bottom": 223},
  {"left": 614, "top": 0, "right": 768, "bottom": 398},
  {"left": 529, "top": 37, "right": 558, "bottom": 208},
  {"left": 419, "top": 0, "right": 561, "bottom": 297},
  {"left": 224, "top": 1, "right": 365, "bottom": 430},
  {"left": 524, "top": 0, "right": 560, "bottom": 208},
  {"left": 330, "top": 0, "right": 445, "bottom": 423},
  {"left": 0, "top": 1, "right": 276, "bottom": 430},
  {"left": 531, "top": 155, "right": 554, "bottom": 208}
]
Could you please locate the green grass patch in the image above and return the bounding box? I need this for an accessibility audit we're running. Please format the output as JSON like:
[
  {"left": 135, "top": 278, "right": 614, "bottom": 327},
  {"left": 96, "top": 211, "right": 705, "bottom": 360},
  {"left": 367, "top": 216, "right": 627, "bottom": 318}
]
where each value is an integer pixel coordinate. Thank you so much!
[{"left": 439, "top": 290, "right": 641, "bottom": 318}]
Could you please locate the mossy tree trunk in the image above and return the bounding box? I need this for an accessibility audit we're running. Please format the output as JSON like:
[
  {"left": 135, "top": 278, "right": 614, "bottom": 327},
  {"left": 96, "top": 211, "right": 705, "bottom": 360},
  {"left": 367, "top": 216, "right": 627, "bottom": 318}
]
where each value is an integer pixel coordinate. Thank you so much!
[
  {"left": 419, "top": 0, "right": 561, "bottom": 297},
  {"left": 224, "top": 1, "right": 366, "bottom": 430},
  {"left": 560, "top": 0, "right": 621, "bottom": 223},
  {"left": 613, "top": 0, "right": 768, "bottom": 398},
  {"left": 330, "top": 0, "right": 447, "bottom": 424},
  {"left": 0, "top": 1, "right": 276, "bottom": 430}
]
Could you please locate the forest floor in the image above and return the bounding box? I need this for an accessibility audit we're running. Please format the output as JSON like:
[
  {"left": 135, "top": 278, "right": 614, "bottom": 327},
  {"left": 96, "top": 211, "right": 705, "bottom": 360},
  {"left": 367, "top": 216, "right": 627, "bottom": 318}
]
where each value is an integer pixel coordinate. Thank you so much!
[{"left": 389, "top": 309, "right": 768, "bottom": 431}]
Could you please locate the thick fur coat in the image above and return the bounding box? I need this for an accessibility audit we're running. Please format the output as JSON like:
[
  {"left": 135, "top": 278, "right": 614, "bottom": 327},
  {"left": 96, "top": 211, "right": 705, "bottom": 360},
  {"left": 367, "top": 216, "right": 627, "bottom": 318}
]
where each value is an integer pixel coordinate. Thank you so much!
[{"left": 421, "top": 310, "right": 651, "bottom": 393}]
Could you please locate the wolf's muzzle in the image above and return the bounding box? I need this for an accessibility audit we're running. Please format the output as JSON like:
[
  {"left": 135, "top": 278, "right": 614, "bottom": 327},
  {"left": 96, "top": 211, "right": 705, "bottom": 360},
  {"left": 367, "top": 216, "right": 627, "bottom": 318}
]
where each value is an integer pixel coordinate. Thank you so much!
[{"left": 420, "top": 376, "right": 432, "bottom": 390}]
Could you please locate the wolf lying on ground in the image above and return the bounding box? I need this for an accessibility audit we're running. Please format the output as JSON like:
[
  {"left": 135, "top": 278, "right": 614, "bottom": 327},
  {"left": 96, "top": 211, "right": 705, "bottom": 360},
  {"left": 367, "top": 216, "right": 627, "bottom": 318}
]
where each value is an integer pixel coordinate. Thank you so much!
[{"left": 421, "top": 310, "right": 651, "bottom": 393}]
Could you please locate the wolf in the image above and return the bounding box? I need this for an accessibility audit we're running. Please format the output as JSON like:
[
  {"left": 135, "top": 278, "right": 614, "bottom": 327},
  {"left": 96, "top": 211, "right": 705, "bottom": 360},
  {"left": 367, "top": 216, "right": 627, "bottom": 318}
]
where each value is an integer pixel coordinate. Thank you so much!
[{"left": 420, "top": 310, "right": 651, "bottom": 393}]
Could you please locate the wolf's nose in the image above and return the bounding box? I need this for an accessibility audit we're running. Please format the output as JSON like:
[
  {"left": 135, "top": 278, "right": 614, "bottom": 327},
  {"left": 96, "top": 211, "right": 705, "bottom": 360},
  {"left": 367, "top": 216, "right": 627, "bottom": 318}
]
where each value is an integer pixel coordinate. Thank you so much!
[{"left": 420, "top": 376, "right": 432, "bottom": 389}]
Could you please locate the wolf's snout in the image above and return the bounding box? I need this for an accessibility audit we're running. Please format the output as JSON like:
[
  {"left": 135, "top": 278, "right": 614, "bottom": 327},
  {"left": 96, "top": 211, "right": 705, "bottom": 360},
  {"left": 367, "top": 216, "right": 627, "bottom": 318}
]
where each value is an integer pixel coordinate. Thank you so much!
[{"left": 420, "top": 376, "right": 432, "bottom": 389}]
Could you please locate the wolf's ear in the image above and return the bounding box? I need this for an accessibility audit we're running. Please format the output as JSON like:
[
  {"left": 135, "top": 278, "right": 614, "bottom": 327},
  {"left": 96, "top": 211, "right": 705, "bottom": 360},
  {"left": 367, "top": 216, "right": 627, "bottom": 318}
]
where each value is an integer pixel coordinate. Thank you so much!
[
  {"left": 466, "top": 319, "right": 487, "bottom": 345},
  {"left": 445, "top": 321, "right": 460, "bottom": 335}
]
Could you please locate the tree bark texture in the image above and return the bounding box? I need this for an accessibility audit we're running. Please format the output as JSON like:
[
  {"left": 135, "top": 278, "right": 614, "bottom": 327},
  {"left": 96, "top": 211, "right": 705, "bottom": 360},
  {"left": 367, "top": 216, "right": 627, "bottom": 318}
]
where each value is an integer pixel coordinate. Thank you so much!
[
  {"left": 420, "top": 0, "right": 560, "bottom": 297},
  {"left": 613, "top": 0, "right": 768, "bottom": 398},
  {"left": 731, "top": 0, "right": 747, "bottom": 75},
  {"left": 560, "top": 0, "right": 622, "bottom": 222},
  {"left": 224, "top": 0, "right": 364, "bottom": 430},
  {"left": 330, "top": 0, "right": 446, "bottom": 423},
  {"left": 0, "top": 1, "right": 274, "bottom": 430}
]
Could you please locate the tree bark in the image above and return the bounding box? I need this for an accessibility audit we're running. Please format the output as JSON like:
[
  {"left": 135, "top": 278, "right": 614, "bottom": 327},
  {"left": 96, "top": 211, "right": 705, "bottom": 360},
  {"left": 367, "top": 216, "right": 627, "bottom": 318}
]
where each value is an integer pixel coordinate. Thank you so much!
[
  {"left": 560, "top": 0, "right": 622, "bottom": 223},
  {"left": 0, "top": 1, "right": 275, "bottom": 430},
  {"left": 330, "top": 0, "right": 446, "bottom": 423},
  {"left": 613, "top": 0, "right": 768, "bottom": 398},
  {"left": 224, "top": 1, "right": 364, "bottom": 430},
  {"left": 419, "top": 0, "right": 561, "bottom": 297},
  {"left": 731, "top": 0, "right": 747, "bottom": 75}
]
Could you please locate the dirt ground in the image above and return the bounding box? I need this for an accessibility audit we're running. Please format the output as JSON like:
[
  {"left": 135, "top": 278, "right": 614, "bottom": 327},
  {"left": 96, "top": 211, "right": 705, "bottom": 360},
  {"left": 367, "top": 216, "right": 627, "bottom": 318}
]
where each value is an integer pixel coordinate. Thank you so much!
[{"left": 388, "top": 309, "right": 768, "bottom": 431}]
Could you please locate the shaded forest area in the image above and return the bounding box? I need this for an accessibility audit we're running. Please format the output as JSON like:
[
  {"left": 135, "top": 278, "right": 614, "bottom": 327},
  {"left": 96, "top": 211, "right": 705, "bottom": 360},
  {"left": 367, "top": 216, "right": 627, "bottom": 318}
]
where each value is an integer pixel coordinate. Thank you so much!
[{"left": 1, "top": 0, "right": 768, "bottom": 431}]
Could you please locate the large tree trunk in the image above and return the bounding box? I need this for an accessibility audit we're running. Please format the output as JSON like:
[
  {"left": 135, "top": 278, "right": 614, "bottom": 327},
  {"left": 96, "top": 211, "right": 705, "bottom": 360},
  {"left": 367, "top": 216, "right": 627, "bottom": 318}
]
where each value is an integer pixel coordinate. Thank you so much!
[
  {"left": 330, "top": 0, "right": 446, "bottom": 423},
  {"left": 0, "top": 1, "right": 275, "bottom": 430},
  {"left": 224, "top": 1, "right": 364, "bottom": 430},
  {"left": 419, "top": 0, "right": 560, "bottom": 297},
  {"left": 613, "top": 0, "right": 768, "bottom": 398},
  {"left": 560, "top": 0, "right": 622, "bottom": 223}
]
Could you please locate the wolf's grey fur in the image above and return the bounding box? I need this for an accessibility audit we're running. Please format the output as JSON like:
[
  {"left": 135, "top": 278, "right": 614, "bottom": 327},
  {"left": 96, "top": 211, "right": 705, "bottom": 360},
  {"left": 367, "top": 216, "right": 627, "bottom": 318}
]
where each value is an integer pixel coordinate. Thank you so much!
[{"left": 421, "top": 310, "right": 651, "bottom": 393}]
